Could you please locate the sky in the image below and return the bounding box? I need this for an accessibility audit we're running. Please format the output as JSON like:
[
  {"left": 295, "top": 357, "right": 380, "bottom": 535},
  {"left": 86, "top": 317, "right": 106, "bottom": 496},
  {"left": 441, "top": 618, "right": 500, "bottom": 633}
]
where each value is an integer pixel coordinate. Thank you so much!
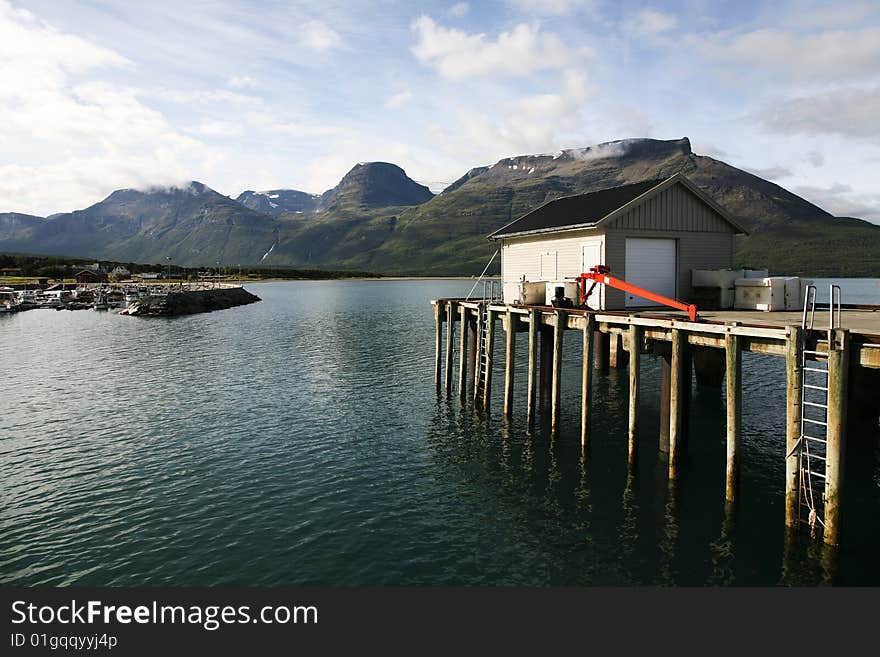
[{"left": 1, "top": 0, "right": 878, "bottom": 221}]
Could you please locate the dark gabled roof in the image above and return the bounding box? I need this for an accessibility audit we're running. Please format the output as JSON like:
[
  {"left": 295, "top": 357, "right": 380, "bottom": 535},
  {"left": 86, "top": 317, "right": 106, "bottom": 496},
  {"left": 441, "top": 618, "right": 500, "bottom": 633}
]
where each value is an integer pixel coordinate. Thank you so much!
[
  {"left": 488, "top": 173, "right": 748, "bottom": 239},
  {"left": 489, "top": 179, "right": 663, "bottom": 239}
]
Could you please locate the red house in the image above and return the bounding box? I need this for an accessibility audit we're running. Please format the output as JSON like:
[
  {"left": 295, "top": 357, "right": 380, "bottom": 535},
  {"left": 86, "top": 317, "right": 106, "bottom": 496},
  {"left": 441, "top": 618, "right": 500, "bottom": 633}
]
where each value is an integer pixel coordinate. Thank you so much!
[{"left": 75, "top": 270, "right": 109, "bottom": 284}]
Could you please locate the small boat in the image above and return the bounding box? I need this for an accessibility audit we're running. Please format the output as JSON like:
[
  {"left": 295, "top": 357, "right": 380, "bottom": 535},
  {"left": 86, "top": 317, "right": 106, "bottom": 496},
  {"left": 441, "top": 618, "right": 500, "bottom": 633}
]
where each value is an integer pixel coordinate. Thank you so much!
[
  {"left": 93, "top": 292, "right": 110, "bottom": 310},
  {"left": 0, "top": 287, "right": 19, "bottom": 313}
]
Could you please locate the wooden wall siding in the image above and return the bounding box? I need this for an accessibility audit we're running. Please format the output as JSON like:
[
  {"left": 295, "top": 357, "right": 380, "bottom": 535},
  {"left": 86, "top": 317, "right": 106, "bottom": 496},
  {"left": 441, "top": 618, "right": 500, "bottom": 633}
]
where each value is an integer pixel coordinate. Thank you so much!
[
  {"left": 608, "top": 183, "right": 735, "bottom": 233},
  {"left": 603, "top": 230, "right": 734, "bottom": 308},
  {"left": 501, "top": 228, "right": 605, "bottom": 305}
]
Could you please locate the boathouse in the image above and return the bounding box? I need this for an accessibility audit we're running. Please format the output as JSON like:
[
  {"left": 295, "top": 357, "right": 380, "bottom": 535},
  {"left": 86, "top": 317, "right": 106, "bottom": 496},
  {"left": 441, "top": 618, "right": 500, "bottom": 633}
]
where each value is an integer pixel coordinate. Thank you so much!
[
  {"left": 489, "top": 173, "right": 748, "bottom": 309},
  {"left": 74, "top": 269, "right": 108, "bottom": 284}
]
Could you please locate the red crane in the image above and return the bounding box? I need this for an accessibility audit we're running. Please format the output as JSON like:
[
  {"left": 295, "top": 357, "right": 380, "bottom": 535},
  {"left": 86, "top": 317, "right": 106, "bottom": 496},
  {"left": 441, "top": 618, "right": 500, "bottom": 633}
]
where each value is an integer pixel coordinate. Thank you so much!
[{"left": 577, "top": 265, "right": 698, "bottom": 321}]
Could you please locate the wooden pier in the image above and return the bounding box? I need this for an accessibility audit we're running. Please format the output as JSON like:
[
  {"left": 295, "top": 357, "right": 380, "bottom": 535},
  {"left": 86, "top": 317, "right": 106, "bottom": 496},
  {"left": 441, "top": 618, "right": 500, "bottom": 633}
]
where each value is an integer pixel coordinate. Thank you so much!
[{"left": 432, "top": 299, "right": 880, "bottom": 547}]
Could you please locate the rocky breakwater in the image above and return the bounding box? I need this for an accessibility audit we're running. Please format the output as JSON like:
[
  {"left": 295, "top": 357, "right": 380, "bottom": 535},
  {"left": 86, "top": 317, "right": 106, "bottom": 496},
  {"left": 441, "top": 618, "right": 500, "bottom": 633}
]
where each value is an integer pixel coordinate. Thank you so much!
[{"left": 122, "top": 286, "right": 261, "bottom": 317}]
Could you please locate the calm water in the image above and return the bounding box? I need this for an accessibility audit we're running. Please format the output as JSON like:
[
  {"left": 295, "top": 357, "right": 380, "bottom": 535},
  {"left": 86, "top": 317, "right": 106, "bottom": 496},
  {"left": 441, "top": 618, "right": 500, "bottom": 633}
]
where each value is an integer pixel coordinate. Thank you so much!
[{"left": 1, "top": 279, "right": 878, "bottom": 586}]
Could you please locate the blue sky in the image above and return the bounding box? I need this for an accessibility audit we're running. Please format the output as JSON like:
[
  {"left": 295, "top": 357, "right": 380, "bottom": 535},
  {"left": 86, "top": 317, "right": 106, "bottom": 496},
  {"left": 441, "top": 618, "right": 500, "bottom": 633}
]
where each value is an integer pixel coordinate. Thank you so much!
[{"left": 1, "top": 0, "right": 878, "bottom": 221}]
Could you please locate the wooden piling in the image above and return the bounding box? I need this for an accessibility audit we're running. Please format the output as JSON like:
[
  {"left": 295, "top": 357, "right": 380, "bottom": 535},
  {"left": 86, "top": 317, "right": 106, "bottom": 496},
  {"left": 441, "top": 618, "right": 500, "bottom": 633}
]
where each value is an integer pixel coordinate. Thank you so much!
[
  {"left": 539, "top": 326, "right": 553, "bottom": 410},
  {"left": 467, "top": 315, "right": 477, "bottom": 398},
  {"left": 581, "top": 314, "right": 595, "bottom": 447},
  {"left": 458, "top": 305, "right": 468, "bottom": 402},
  {"left": 628, "top": 324, "right": 642, "bottom": 466},
  {"left": 658, "top": 343, "right": 671, "bottom": 453},
  {"left": 472, "top": 306, "right": 484, "bottom": 405},
  {"left": 551, "top": 310, "right": 565, "bottom": 433},
  {"left": 526, "top": 308, "right": 539, "bottom": 425},
  {"left": 693, "top": 347, "right": 726, "bottom": 388},
  {"left": 434, "top": 302, "right": 443, "bottom": 392},
  {"left": 444, "top": 301, "right": 454, "bottom": 395},
  {"left": 784, "top": 326, "right": 803, "bottom": 529},
  {"left": 725, "top": 333, "right": 742, "bottom": 502},
  {"left": 668, "top": 328, "right": 685, "bottom": 481},
  {"left": 482, "top": 308, "right": 496, "bottom": 409},
  {"left": 594, "top": 329, "right": 609, "bottom": 373},
  {"left": 503, "top": 310, "right": 517, "bottom": 418},
  {"left": 824, "top": 328, "right": 850, "bottom": 546},
  {"left": 609, "top": 332, "right": 624, "bottom": 369}
]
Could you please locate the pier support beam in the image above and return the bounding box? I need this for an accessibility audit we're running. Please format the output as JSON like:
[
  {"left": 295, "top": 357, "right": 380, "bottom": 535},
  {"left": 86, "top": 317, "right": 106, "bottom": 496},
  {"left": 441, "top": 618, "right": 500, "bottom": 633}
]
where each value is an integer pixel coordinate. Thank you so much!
[
  {"left": 581, "top": 314, "right": 595, "bottom": 447},
  {"left": 467, "top": 316, "right": 477, "bottom": 392},
  {"left": 472, "top": 307, "right": 484, "bottom": 405},
  {"left": 594, "top": 330, "right": 609, "bottom": 373},
  {"left": 609, "top": 332, "right": 627, "bottom": 369},
  {"left": 527, "top": 309, "right": 539, "bottom": 426},
  {"left": 539, "top": 326, "right": 553, "bottom": 411},
  {"left": 503, "top": 310, "right": 517, "bottom": 418},
  {"left": 628, "top": 325, "right": 642, "bottom": 467},
  {"left": 551, "top": 310, "right": 566, "bottom": 433},
  {"left": 693, "top": 346, "right": 726, "bottom": 388},
  {"left": 434, "top": 302, "right": 443, "bottom": 392},
  {"left": 658, "top": 343, "right": 671, "bottom": 453},
  {"left": 445, "top": 302, "right": 454, "bottom": 395},
  {"left": 482, "top": 308, "right": 496, "bottom": 410},
  {"left": 725, "top": 334, "right": 742, "bottom": 502},
  {"left": 668, "top": 329, "right": 686, "bottom": 481},
  {"left": 785, "top": 326, "right": 803, "bottom": 529},
  {"left": 458, "top": 305, "right": 469, "bottom": 403},
  {"left": 824, "top": 328, "right": 850, "bottom": 546}
]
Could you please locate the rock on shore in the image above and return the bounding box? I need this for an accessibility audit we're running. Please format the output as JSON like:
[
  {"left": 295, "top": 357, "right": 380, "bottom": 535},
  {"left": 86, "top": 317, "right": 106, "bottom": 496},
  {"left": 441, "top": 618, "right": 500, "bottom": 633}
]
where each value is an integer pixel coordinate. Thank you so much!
[{"left": 123, "top": 286, "right": 261, "bottom": 317}]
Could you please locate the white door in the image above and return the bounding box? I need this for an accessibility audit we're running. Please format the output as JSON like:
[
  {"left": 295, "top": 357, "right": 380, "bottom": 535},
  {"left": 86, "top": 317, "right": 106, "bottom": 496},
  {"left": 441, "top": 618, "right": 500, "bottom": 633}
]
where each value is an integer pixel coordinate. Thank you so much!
[
  {"left": 539, "top": 251, "right": 557, "bottom": 281},
  {"left": 581, "top": 241, "right": 603, "bottom": 309},
  {"left": 624, "top": 238, "right": 676, "bottom": 307}
]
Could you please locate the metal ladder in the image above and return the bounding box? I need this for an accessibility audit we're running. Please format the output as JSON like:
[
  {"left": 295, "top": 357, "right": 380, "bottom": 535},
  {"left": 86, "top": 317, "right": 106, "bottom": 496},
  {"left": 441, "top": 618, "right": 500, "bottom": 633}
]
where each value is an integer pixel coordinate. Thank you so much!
[
  {"left": 796, "top": 283, "right": 841, "bottom": 534},
  {"left": 474, "top": 280, "right": 500, "bottom": 399}
]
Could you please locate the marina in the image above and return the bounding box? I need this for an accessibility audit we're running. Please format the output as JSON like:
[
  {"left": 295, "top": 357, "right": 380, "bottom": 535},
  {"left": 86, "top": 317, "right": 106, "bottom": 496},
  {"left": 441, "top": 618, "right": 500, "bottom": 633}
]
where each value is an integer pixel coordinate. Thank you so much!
[{"left": 0, "top": 281, "right": 260, "bottom": 316}]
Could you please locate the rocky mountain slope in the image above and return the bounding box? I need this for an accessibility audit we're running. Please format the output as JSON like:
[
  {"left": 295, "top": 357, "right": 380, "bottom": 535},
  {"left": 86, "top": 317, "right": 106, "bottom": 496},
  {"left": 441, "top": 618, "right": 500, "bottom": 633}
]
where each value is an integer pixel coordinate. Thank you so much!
[{"left": 2, "top": 139, "right": 877, "bottom": 276}]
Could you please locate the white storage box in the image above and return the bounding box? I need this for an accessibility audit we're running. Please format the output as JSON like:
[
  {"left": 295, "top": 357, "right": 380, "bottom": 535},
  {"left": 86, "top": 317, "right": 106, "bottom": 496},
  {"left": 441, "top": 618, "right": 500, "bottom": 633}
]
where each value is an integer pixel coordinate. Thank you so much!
[
  {"left": 692, "top": 268, "right": 743, "bottom": 289},
  {"left": 545, "top": 281, "right": 578, "bottom": 306},
  {"left": 504, "top": 281, "right": 546, "bottom": 305},
  {"left": 780, "top": 277, "right": 803, "bottom": 311},
  {"left": 734, "top": 277, "right": 786, "bottom": 311}
]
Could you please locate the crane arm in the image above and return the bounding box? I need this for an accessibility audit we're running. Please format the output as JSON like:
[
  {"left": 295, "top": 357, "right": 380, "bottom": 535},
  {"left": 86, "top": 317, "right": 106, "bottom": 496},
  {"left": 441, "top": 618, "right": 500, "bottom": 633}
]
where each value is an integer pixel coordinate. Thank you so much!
[{"left": 578, "top": 266, "right": 698, "bottom": 321}]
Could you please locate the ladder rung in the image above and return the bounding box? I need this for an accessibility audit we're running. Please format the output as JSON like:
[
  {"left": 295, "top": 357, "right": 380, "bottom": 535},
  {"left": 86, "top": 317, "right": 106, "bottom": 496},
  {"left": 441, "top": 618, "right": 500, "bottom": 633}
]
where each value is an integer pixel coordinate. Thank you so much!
[
  {"left": 806, "top": 470, "right": 826, "bottom": 479},
  {"left": 803, "top": 435, "right": 827, "bottom": 442},
  {"left": 804, "top": 384, "right": 828, "bottom": 391},
  {"left": 803, "top": 350, "right": 828, "bottom": 356},
  {"left": 803, "top": 401, "right": 828, "bottom": 408},
  {"left": 803, "top": 418, "right": 827, "bottom": 426},
  {"left": 804, "top": 453, "right": 827, "bottom": 461},
  {"left": 804, "top": 367, "right": 828, "bottom": 374}
]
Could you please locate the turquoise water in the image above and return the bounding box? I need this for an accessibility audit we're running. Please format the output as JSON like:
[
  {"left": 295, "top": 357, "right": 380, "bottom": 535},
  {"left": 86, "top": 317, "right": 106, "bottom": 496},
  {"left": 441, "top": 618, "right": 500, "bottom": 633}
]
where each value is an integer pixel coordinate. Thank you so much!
[{"left": 1, "top": 279, "right": 878, "bottom": 586}]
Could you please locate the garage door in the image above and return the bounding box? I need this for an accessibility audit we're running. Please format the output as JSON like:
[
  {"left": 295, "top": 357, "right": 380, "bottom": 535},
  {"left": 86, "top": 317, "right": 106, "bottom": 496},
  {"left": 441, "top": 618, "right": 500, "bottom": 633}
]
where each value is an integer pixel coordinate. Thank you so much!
[{"left": 624, "top": 238, "right": 676, "bottom": 307}]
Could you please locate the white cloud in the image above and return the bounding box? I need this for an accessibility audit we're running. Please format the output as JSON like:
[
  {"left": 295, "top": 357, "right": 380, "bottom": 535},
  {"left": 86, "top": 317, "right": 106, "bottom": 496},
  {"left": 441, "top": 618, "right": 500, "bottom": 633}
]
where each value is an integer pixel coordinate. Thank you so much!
[
  {"left": 0, "top": 0, "right": 218, "bottom": 215},
  {"left": 785, "top": 1, "right": 878, "bottom": 29},
  {"left": 805, "top": 151, "right": 824, "bottom": 167},
  {"left": 632, "top": 9, "right": 677, "bottom": 35},
  {"left": 411, "top": 16, "right": 584, "bottom": 79},
  {"left": 758, "top": 87, "right": 880, "bottom": 139},
  {"left": 449, "top": 2, "right": 469, "bottom": 17},
  {"left": 692, "top": 26, "right": 880, "bottom": 80},
  {"left": 507, "top": 0, "right": 596, "bottom": 16},
  {"left": 427, "top": 68, "right": 593, "bottom": 161},
  {"left": 385, "top": 90, "right": 413, "bottom": 109},
  {"left": 227, "top": 75, "right": 257, "bottom": 89},
  {"left": 148, "top": 88, "right": 263, "bottom": 106},
  {"left": 745, "top": 165, "right": 793, "bottom": 181},
  {"left": 299, "top": 20, "right": 343, "bottom": 51},
  {"left": 196, "top": 120, "right": 243, "bottom": 137},
  {"left": 794, "top": 183, "right": 880, "bottom": 222}
]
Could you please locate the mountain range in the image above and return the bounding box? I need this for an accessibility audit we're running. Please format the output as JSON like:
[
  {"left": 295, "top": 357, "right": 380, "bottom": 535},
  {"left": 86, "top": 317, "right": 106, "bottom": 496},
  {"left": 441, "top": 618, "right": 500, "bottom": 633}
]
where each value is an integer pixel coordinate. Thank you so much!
[{"left": 2, "top": 138, "right": 878, "bottom": 276}]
